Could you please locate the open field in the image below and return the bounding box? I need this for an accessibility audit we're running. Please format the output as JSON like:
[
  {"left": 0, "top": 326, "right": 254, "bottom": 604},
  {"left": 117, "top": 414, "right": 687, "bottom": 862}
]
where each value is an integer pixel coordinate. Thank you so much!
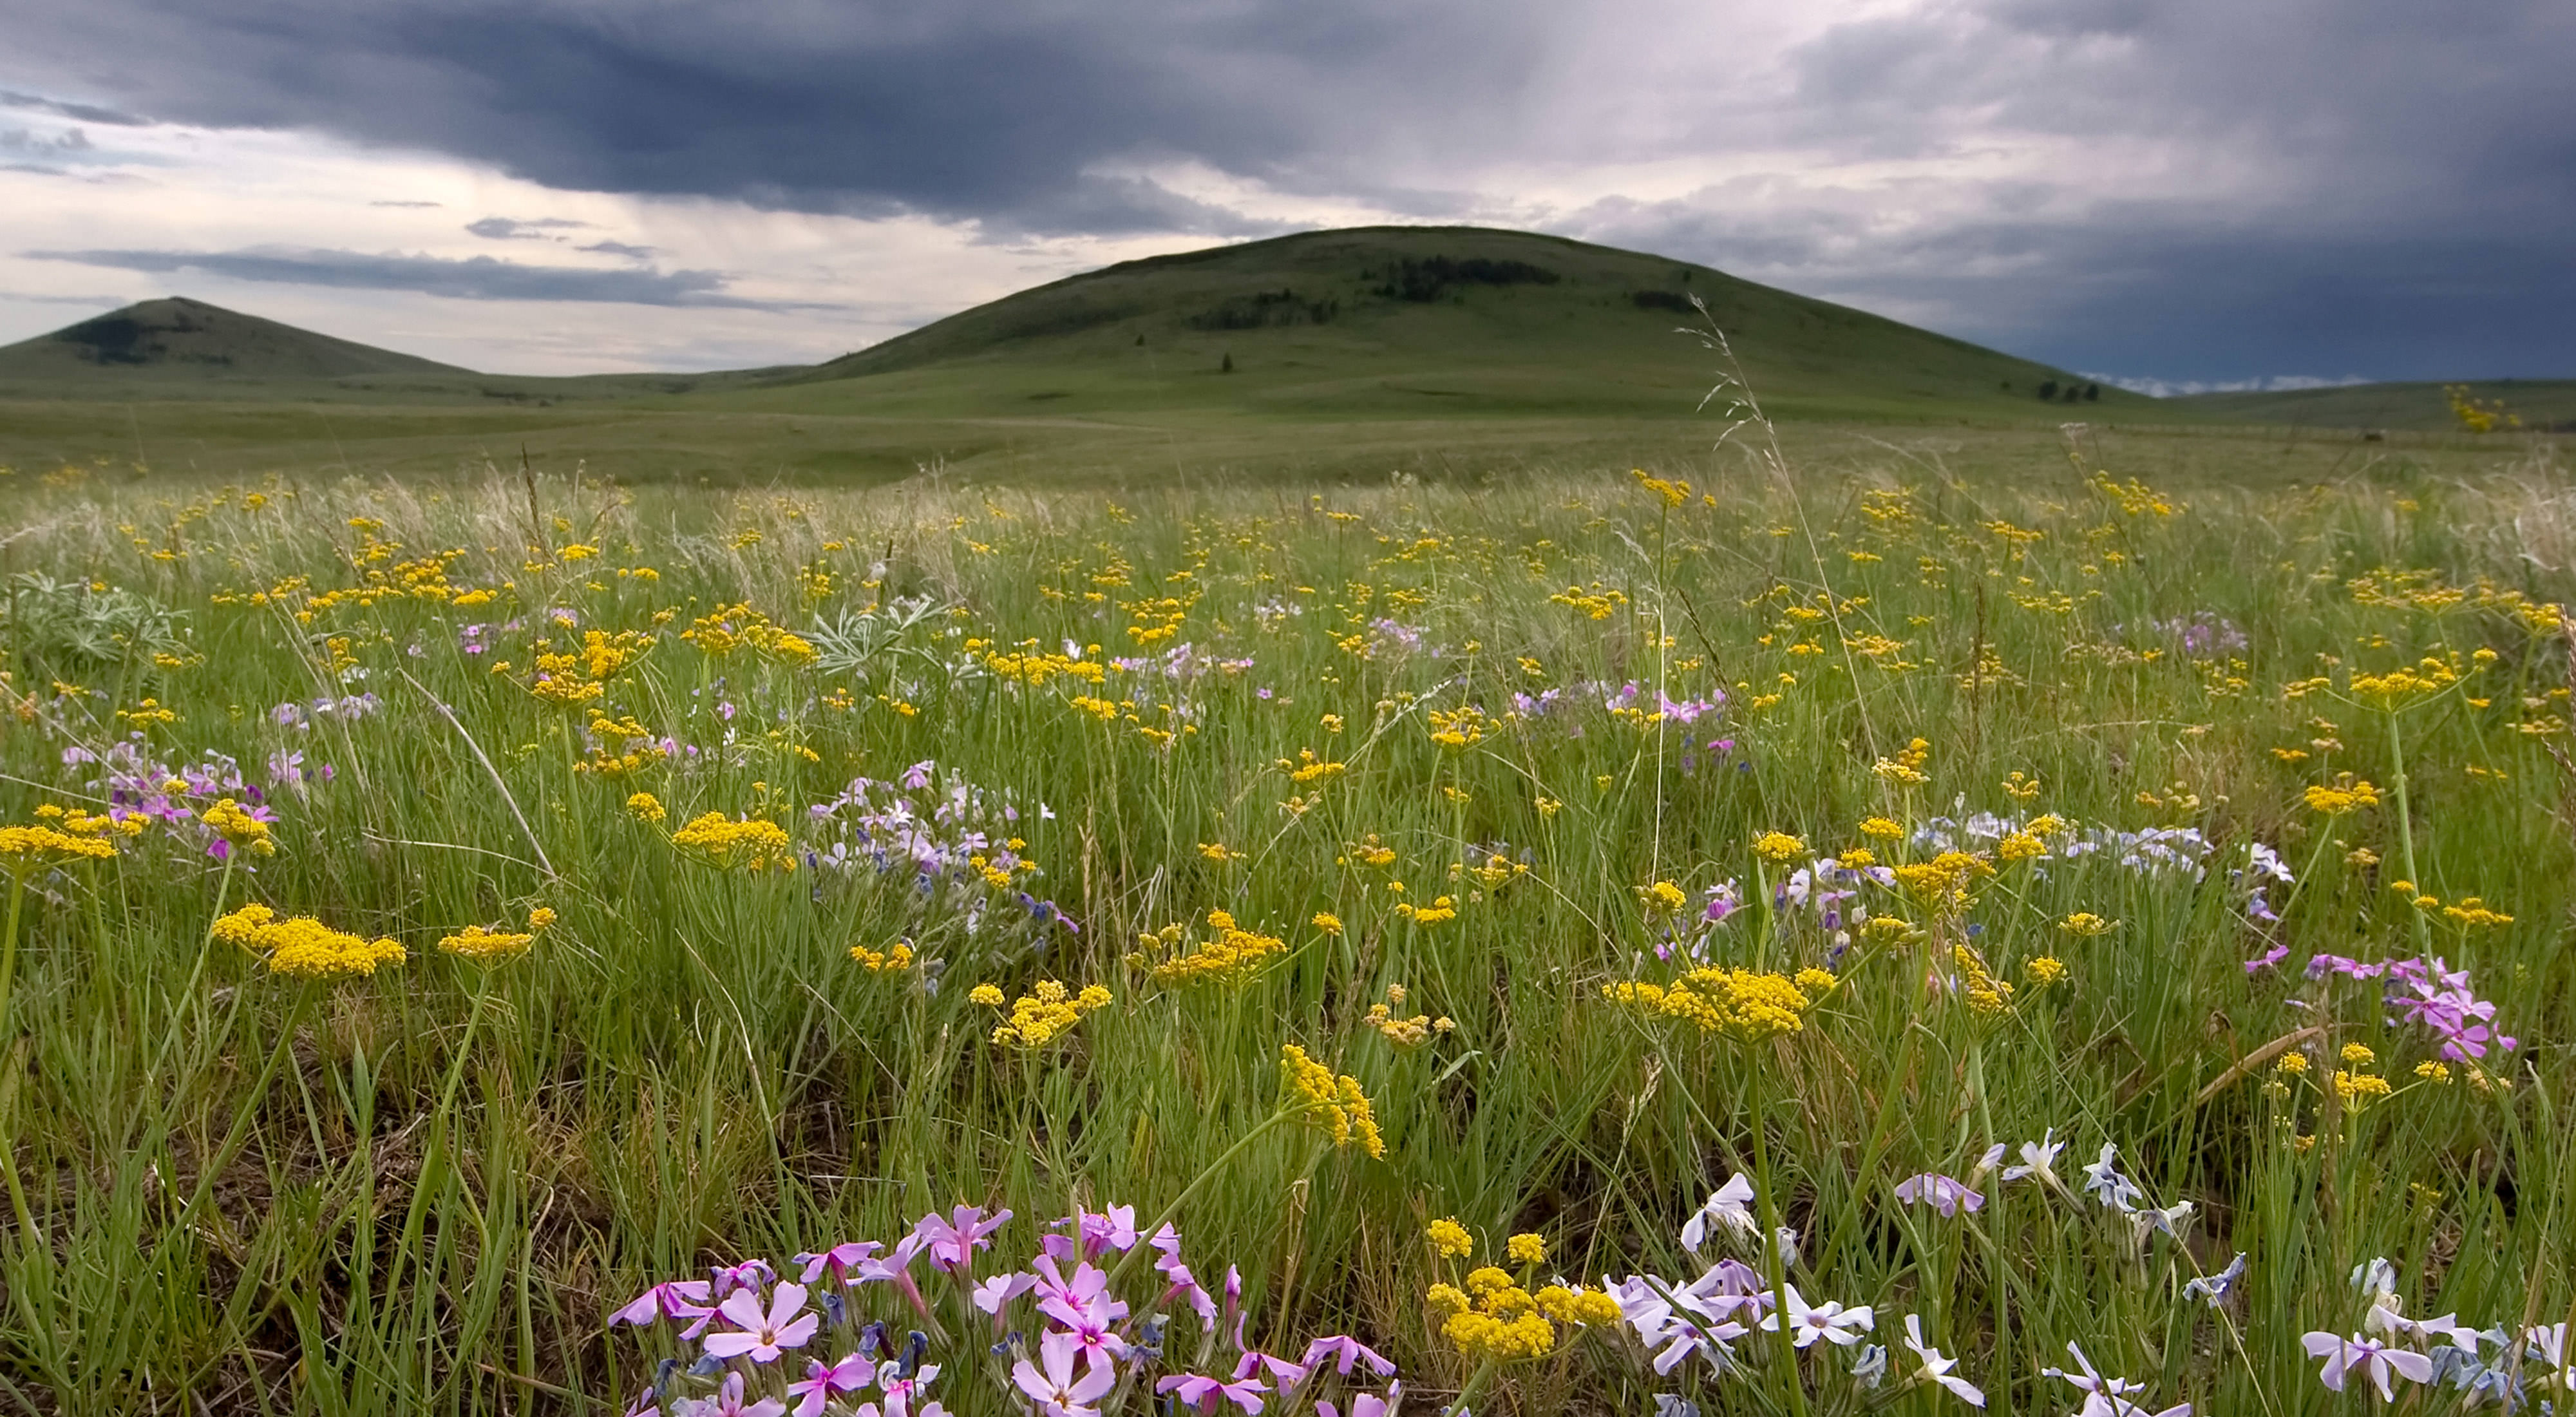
[{"left": 3, "top": 412, "right": 2575, "bottom": 1417}]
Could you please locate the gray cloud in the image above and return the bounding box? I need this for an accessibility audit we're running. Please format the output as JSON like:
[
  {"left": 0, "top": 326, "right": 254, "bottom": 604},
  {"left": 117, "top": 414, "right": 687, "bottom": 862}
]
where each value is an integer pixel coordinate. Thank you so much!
[
  {"left": 25, "top": 245, "right": 829, "bottom": 309},
  {"left": 0, "top": 88, "right": 147, "bottom": 126},
  {"left": 466, "top": 215, "right": 592, "bottom": 240},
  {"left": 578, "top": 239, "right": 656, "bottom": 259},
  {"left": 1, "top": 127, "right": 92, "bottom": 155},
  {"left": 0, "top": 0, "right": 2569, "bottom": 379},
  {"left": 369, "top": 198, "right": 442, "bottom": 207}
]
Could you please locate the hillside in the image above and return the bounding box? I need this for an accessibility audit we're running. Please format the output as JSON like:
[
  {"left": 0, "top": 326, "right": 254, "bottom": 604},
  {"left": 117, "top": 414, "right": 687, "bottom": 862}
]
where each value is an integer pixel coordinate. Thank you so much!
[
  {"left": 0, "top": 297, "right": 469, "bottom": 382},
  {"left": 759, "top": 225, "right": 2143, "bottom": 423},
  {"left": 2168, "top": 379, "right": 2576, "bottom": 432}
]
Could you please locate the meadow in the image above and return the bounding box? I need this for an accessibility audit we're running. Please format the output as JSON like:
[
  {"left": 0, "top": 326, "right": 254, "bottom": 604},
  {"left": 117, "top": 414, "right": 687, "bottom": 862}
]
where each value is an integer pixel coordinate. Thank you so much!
[{"left": 1, "top": 410, "right": 2573, "bottom": 1417}]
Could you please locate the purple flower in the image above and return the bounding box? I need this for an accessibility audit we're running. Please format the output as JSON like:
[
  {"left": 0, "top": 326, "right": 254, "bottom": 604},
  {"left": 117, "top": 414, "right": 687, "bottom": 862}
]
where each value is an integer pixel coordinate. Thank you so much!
[
  {"left": 1157, "top": 1371, "right": 1269, "bottom": 1414},
  {"left": 2304, "top": 1332, "right": 2435, "bottom": 1399},
  {"left": 914, "top": 1204, "right": 1012, "bottom": 1277},
  {"left": 703, "top": 1282, "right": 818, "bottom": 1364},
  {"left": 1893, "top": 1173, "right": 1984, "bottom": 1218}
]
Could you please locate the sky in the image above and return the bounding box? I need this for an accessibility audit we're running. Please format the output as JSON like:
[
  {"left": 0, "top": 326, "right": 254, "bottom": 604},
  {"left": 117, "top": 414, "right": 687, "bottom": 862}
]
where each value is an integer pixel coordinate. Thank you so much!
[{"left": 1, "top": 0, "right": 2570, "bottom": 388}]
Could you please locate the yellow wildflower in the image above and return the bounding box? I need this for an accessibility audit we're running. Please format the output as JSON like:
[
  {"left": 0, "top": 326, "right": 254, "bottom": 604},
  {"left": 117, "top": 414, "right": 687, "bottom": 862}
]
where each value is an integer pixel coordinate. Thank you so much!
[
  {"left": 201, "top": 798, "right": 277, "bottom": 856},
  {"left": 1506, "top": 1233, "right": 1546, "bottom": 1266},
  {"left": 1752, "top": 830, "right": 1808, "bottom": 864},
  {"left": 668, "top": 812, "right": 795, "bottom": 871},
  {"left": 437, "top": 924, "right": 536, "bottom": 964},
  {"left": 1280, "top": 1043, "right": 1385, "bottom": 1157},
  {"left": 1426, "top": 1218, "right": 1474, "bottom": 1260}
]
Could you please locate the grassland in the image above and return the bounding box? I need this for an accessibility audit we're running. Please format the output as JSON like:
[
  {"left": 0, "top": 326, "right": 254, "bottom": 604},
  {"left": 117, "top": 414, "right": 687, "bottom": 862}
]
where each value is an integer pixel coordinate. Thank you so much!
[{"left": 2, "top": 405, "right": 2574, "bottom": 1417}]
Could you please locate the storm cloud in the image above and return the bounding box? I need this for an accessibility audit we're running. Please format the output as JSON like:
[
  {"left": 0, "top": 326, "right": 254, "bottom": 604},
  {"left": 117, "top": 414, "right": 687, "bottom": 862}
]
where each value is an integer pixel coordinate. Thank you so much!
[
  {"left": 1, "top": 0, "right": 2570, "bottom": 381},
  {"left": 30, "top": 245, "right": 822, "bottom": 309}
]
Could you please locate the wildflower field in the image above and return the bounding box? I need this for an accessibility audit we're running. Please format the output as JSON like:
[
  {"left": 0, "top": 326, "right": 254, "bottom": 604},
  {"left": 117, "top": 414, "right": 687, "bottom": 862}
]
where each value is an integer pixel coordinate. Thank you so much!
[{"left": 3, "top": 423, "right": 2575, "bottom": 1417}]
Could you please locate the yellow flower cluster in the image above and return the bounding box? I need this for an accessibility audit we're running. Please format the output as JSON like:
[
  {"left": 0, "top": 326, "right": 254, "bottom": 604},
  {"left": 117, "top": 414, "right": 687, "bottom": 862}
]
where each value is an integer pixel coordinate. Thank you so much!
[
  {"left": 682, "top": 604, "right": 815, "bottom": 663},
  {"left": 0, "top": 817, "right": 124, "bottom": 871},
  {"left": 1133, "top": 910, "right": 1287, "bottom": 989},
  {"left": 2332, "top": 1069, "right": 2394, "bottom": 1109},
  {"left": 1953, "top": 942, "right": 2014, "bottom": 1015},
  {"left": 1858, "top": 817, "right": 1904, "bottom": 841},
  {"left": 438, "top": 922, "right": 537, "bottom": 963},
  {"left": 1276, "top": 748, "right": 1345, "bottom": 783},
  {"left": 214, "top": 904, "right": 406, "bottom": 979},
  {"left": 2024, "top": 956, "right": 2069, "bottom": 987},
  {"left": 972, "top": 980, "right": 1112, "bottom": 1047},
  {"left": 1872, "top": 737, "right": 1931, "bottom": 786},
  {"left": 1280, "top": 1043, "right": 1386, "bottom": 1157},
  {"left": 1751, "top": 830, "right": 1808, "bottom": 864},
  {"left": 1640, "top": 880, "right": 1689, "bottom": 913},
  {"left": 2347, "top": 655, "right": 2463, "bottom": 708},
  {"left": 528, "top": 629, "right": 656, "bottom": 705},
  {"left": 626, "top": 792, "right": 668, "bottom": 823},
  {"left": 850, "top": 940, "right": 916, "bottom": 971},
  {"left": 1365, "top": 985, "right": 1453, "bottom": 1047},
  {"left": 1604, "top": 967, "right": 1822, "bottom": 1043},
  {"left": 576, "top": 714, "right": 670, "bottom": 777},
  {"left": 2304, "top": 776, "right": 2382, "bottom": 814},
  {"left": 1426, "top": 705, "right": 1488, "bottom": 749},
  {"left": 668, "top": 812, "right": 795, "bottom": 871},
  {"left": 1394, "top": 895, "right": 1457, "bottom": 925},
  {"left": 1426, "top": 1217, "right": 1474, "bottom": 1259},
  {"left": 1894, "top": 850, "right": 1991, "bottom": 911},
  {"left": 983, "top": 646, "right": 1105, "bottom": 685},
  {"left": 2059, "top": 912, "right": 2114, "bottom": 937},
  {"left": 201, "top": 798, "right": 277, "bottom": 855}
]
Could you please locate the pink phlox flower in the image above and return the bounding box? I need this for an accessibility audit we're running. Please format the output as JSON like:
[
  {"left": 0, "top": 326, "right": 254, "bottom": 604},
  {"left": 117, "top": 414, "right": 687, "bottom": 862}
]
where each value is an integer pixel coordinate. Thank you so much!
[
  {"left": 1158, "top": 1371, "right": 1271, "bottom": 1414},
  {"left": 611, "top": 1279, "right": 714, "bottom": 1328},
  {"left": 710, "top": 1259, "right": 778, "bottom": 1300},
  {"left": 972, "top": 1270, "right": 1039, "bottom": 1319},
  {"left": 2304, "top": 1332, "right": 2436, "bottom": 1399},
  {"left": 1680, "top": 1259, "right": 1774, "bottom": 1320},
  {"left": 1314, "top": 1385, "right": 1402, "bottom": 1417},
  {"left": 1300, "top": 1335, "right": 1397, "bottom": 1378},
  {"left": 1902, "top": 1315, "right": 1987, "bottom": 1407},
  {"left": 1012, "top": 1330, "right": 1118, "bottom": 1417},
  {"left": 680, "top": 1371, "right": 788, "bottom": 1417},
  {"left": 1159, "top": 1258, "right": 1218, "bottom": 1331},
  {"left": 914, "top": 1205, "right": 1012, "bottom": 1275},
  {"left": 1029, "top": 1256, "right": 1129, "bottom": 1321},
  {"left": 1037, "top": 1289, "right": 1131, "bottom": 1369},
  {"left": 703, "top": 1282, "right": 819, "bottom": 1364},
  {"left": 1048, "top": 1205, "right": 1139, "bottom": 1261},
  {"left": 856, "top": 1233, "right": 933, "bottom": 1313},
  {"left": 1894, "top": 1173, "right": 1985, "bottom": 1218},
  {"left": 873, "top": 1358, "right": 941, "bottom": 1410},
  {"left": 788, "top": 1353, "right": 874, "bottom": 1417},
  {"left": 1232, "top": 1349, "right": 1311, "bottom": 1389},
  {"left": 795, "top": 1241, "right": 885, "bottom": 1286},
  {"left": 1607, "top": 1273, "right": 1747, "bottom": 1375},
  {"left": 2244, "top": 943, "right": 2289, "bottom": 975}
]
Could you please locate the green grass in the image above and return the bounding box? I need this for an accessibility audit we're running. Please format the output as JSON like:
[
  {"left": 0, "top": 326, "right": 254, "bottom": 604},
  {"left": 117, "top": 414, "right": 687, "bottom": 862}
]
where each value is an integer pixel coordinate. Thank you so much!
[
  {"left": 2168, "top": 380, "right": 2576, "bottom": 433},
  {"left": 1, "top": 418, "right": 2573, "bottom": 1416}
]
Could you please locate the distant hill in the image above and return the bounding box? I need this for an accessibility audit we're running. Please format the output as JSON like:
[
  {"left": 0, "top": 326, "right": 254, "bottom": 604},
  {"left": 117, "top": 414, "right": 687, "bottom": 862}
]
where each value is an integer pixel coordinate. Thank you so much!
[
  {"left": 0, "top": 296, "right": 469, "bottom": 381},
  {"left": 2168, "top": 379, "right": 2576, "bottom": 432},
  {"left": 769, "top": 225, "right": 2141, "bottom": 423}
]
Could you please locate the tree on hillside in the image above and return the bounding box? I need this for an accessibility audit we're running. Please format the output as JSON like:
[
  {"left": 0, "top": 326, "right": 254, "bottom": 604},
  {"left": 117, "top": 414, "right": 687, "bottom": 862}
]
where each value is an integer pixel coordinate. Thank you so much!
[{"left": 2038, "top": 379, "right": 2060, "bottom": 401}]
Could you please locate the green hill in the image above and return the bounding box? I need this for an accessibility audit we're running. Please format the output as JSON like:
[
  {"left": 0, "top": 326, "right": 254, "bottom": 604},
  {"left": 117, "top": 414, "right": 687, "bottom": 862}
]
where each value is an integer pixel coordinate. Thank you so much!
[
  {"left": 2167, "top": 379, "right": 2576, "bottom": 432},
  {"left": 757, "top": 225, "right": 2141, "bottom": 423},
  {"left": 0, "top": 296, "right": 470, "bottom": 382}
]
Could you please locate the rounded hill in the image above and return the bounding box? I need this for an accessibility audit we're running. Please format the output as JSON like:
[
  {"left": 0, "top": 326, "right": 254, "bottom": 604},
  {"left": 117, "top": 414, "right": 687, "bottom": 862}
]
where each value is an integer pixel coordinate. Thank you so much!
[{"left": 780, "top": 225, "right": 2134, "bottom": 421}]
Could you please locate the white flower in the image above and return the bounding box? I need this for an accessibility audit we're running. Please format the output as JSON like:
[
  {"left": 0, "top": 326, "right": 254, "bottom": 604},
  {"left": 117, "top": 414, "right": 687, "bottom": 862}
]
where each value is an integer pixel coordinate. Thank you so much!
[
  {"left": 2002, "top": 1130, "right": 2068, "bottom": 1190},
  {"left": 2080, "top": 1144, "right": 2143, "bottom": 1213},
  {"left": 1902, "top": 1315, "right": 1986, "bottom": 1407},
  {"left": 1680, "top": 1174, "right": 1758, "bottom": 1251},
  {"left": 1761, "top": 1284, "right": 1874, "bottom": 1348},
  {"left": 2304, "top": 1332, "right": 2436, "bottom": 1400}
]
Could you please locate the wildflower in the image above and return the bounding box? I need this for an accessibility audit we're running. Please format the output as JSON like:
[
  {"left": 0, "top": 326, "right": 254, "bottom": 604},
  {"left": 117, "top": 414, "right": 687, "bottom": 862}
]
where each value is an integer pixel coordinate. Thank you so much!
[
  {"left": 2025, "top": 956, "right": 2069, "bottom": 986},
  {"left": 1312, "top": 912, "right": 1343, "bottom": 936},
  {"left": 1859, "top": 817, "right": 1903, "bottom": 840},
  {"left": 2060, "top": 912, "right": 2114, "bottom": 937},
  {"left": 914, "top": 1204, "right": 1012, "bottom": 1275},
  {"left": 1900, "top": 1315, "right": 1986, "bottom": 1407},
  {"left": 1605, "top": 967, "right": 1814, "bottom": 1043},
  {"left": 1426, "top": 1218, "right": 1474, "bottom": 1260},
  {"left": 2304, "top": 1332, "right": 2436, "bottom": 1399},
  {"left": 684, "top": 1371, "right": 788, "bottom": 1417},
  {"left": 201, "top": 797, "right": 278, "bottom": 856},
  {"left": 1853, "top": 1344, "right": 1889, "bottom": 1388},
  {"left": 1761, "top": 1284, "right": 1875, "bottom": 1347},
  {"left": 0, "top": 821, "right": 122, "bottom": 871},
  {"left": 2080, "top": 1144, "right": 2144, "bottom": 1213},
  {"left": 1279, "top": 1044, "right": 1385, "bottom": 1157},
  {"left": 703, "top": 1281, "right": 819, "bottom": 1364},
  {"left": 1014, "top": 1331, "right": 1115, "bottom": 1417},
  {"left": 851, "top": 940, "right": 916, "bottom": 971},
  {"left": 670, "top": 812, "right": 795, "bottom": 871},
  {"left": 786, "top": 1353, "right": 872, "bottom": 1417},
  {"left": 2002, "top": 1130, "right": 2067, "bottom": 1190},
  {"left": 252, "top": 913, "right": 407, "bottom": 978},
  {"left": 627, "top": 792, "right": 668, "bottom": 823},
  {"left": 1894, "top": 1173, "right": 1984, "bottom": 1217},
  {"left": 609, "top": 1279, "right": 715, "bottom": 1329},
  {"left": 1752, "top": 831, "right": 1807, "bottom": 864},
  {"left": 1680, "top": 1174, "right": 1757, "bottom": 1251},
  {"left": 527, "top": 906, "right": 556, "bottom": 930},
  {"left": 1507, "top": 1233, "right": 1547, "bottom": 1266},
  {"left": 1157, "top": 1372, "right": 1269, "bottom": 1414},
  {"left": 2183, "top": 1252, "right": 2248, "bottom": 1307},
  {"left": 979, "top": 980, "right": 1113, "bottom": 1048},
  {"left": 437, "top": 924, "right": 535, "bottom": 964}
]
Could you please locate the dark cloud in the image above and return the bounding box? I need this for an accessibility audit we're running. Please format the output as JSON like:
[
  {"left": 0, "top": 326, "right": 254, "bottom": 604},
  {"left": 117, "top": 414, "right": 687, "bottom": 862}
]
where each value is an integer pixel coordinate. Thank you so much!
[
  {"left": 0, "top": 88, "right": 147, "bottom": 126},
  {"left": 25, "top": 245, "right": 830, "bottom": 309},
  {"left": 466, "top": 215, "right": 592, "bottom": 240},
  {"left": 0, "top": 0, "right": 1535, "bottom": 235},
  {"left": 1, "top": 0, "right": 2570, "bottom": 379},
  {"left": 1, "top": 127, "right": 93, "bottom": 155},
  {"left": 578, "top": 240, "right": 656, "bottom": 259}
]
